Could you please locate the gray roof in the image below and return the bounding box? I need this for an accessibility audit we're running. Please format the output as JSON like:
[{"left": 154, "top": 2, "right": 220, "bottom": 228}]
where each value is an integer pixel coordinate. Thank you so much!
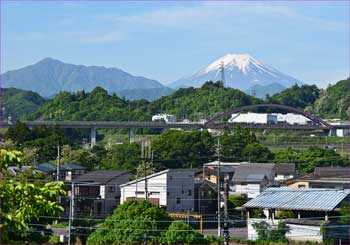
[
  {"left": 275, "top": 163, "right": 295, "bottom": 175},
  {"left": 314, "top": 167, "right": 350, "bottom": 178},
  {"left": 34, "top": 163, "right": 57, "bottom": 172},
  {"left": 232, "top": 163, "right": 275, "bottom": 183},
  {"left": 61, "top": 163, "right": 87, "bottom": 170},
  {"left": 34, "top": 163, "right": 86, "bottom": 173},
  {"left": 73, "top": 170, "right": 130, "bottom": 185},
  {"left": 243, "top": 187, "right": 350, "bottom": 211}
]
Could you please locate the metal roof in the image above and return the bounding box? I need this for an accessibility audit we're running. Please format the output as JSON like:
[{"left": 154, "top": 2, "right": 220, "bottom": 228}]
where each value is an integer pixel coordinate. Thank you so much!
[{"left": 243, "top": 187, "right": 350, "bottom": 212}]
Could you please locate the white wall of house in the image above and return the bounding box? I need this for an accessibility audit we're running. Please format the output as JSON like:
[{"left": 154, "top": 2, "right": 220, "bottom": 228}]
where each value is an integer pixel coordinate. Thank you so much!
[
  {"left": 286, "top": 224, "right": 322, "bottom": 242},
  {"left": 120, "top": 170, "right": 195, "bottom": 213},
  {"left": 121, "top": 172, "right": 168, "bottom": 206},
  {"left": 247, "top": 218, "right": 323, "bottom": 242},
  {"left": 275, "top": 174, "right": 294, "bottom": 181},
  {"left": 235, "top": 184, "right": 261, "bottom": 199}
]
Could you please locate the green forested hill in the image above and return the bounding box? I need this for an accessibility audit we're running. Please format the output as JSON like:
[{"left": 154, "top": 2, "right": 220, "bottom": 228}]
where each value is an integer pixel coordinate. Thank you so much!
[
  {"left": 147, "top": 81, "right": 261, "bottom": 120},
  {"left": 13, "top": 79, "right": 350, "bottom": 122},
  {"left": 312, "top": 78, "right": 350, "bottom": 120},
  {"left": 266, "top": 84, "right": 320, "bottom": 109},
  {"left": 31, "top": 87, "right": 138, "bottom": 121},
  {"left": 2, "top": 88, "right": 46, "bottom": 120},
  {"left": 31, "top": 81, "right": 261, "bottom": 121}
]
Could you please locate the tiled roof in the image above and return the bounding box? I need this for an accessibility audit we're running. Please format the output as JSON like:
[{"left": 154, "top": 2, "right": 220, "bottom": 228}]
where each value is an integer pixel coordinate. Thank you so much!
[
  {"left": 275, "top": 163, "right": 295, "bottom": 175},
  {"left": 232, "top": 163, "right": 275, "bottom": 183}
]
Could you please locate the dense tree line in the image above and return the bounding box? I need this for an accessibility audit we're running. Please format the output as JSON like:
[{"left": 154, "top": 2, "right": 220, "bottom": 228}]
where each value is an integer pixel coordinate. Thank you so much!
[{"left": 5, "top": 121, "right": 349, "bottom": 174}]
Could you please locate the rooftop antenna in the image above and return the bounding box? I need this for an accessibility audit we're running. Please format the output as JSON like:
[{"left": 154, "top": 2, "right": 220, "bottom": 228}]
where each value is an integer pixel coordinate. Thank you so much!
[{"left": 220, "top": 61, "right": 225, "bottom": 87}]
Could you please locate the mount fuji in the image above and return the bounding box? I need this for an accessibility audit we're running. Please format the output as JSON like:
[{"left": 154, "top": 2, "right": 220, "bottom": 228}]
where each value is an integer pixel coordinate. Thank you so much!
[{"left": 169, "top": 54, "right": 303, "bottom": 93}]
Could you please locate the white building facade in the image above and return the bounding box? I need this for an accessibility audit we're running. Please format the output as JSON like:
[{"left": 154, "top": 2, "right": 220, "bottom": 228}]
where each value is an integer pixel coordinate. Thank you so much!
[
  {"left": 120, "top": 169, "right": 195, "bottom": 213},
  {"left": 152, "top": 114, "right": 177, "bottom": 123},
  {"left": 228, "top": 113, "right": 277, "bottom": 124},
  {"left": 274, "top": 113, "right": 311, "bottom": 125}
]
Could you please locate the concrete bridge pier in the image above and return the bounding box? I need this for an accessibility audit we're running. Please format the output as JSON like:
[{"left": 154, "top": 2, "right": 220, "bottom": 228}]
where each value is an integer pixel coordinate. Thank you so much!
[
  {"left": 129, "top": 127, "right": 135, "bottom": 143},
  {"left": 90, "top": 127, "right": 97, "bottom": 148},
  {"left": 324, "top": 128, "right": 337, "bottom": 137}
]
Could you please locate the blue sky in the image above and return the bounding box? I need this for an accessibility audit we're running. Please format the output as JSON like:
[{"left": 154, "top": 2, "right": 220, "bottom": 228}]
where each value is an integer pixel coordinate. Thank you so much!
[{"left": 1, "top": 1, "right": 349, "bottom": 87}]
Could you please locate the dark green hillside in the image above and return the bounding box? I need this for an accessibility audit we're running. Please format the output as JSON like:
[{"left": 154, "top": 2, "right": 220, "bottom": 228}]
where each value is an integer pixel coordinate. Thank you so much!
[
  {"left": 266, "top": 84, "right": 320, "bottom": 109},
  {"left": 31, "top": 87, "right": 139, "bottom": 121},
  {"left": 148, "top": 81, "right": 261, "bottom": 120},
  {"left": 313, "top": 78, "right": 350, "bottom": 120},
  {"left": 31, "top": 81, "right": 261, "bottom": 121},
  {"left": 2, "top": 88, "right": 46, "bottom": 120}
]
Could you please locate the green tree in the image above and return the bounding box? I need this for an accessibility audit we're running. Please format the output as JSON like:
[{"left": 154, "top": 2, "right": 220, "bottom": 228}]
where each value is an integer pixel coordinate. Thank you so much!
[
  {"left": 274, "top": 146, "right": 346, "bottom": 173},
  {"left": 22, "top": 146, "right": 39, "bottom": 165},
  {"left": 4, "top": 121, "right": 32, "bottom": 145},
  {"left": 102, "top": 142, "right": 141, "bottom": 170},
  {"left": 228, "top": 194, "right": 248, "bottom": 213},
  {"left": 152, "top": 130, "right": 214, "bottom": 169},
  {"left": 267, "top": 84, "right": 320, "bottom": 109},
  {"left": 339, "top": 201, "right": 350, "bottom": 224},
  {"left": 242, "top": 142, "right": 274, "bottom": 162},
  {"left": 164, "top": 221, "right": 207, "bottom": 244},
  {"left": 252, "top": 221, "right": 288, "bottom": 242},
  {"left": 221, "top": 127, "right": 273, "bottom": 162},
  {"left": 0, "top": 149, "right": 66, "bottom": 243},
  {"left": 87, "top": 200, "right": 172, "bottom": 244},
  {"left": 136, "top": 161, "right": 156, "bottom": 178},
  {"left": 61, "top": 145, "right": 99, "bottom": 170}
]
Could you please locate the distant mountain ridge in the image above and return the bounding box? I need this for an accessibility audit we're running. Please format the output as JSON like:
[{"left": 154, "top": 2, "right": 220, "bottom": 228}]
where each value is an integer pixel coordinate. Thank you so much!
[
  {"left": 169, "top": 54, "right": 303, "bottom": 92},
  {"left": 1, "top": 58, "right": 168, "bottom": 98}
]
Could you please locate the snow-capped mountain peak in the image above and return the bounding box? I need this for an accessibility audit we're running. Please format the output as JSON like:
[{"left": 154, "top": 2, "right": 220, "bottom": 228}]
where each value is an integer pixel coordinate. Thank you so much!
[
  {"left": 200, "top": 54, "right": 258, "bottom": 75},
  {"left": 169, "top": 53, "right": 303, "bottom": 91}
]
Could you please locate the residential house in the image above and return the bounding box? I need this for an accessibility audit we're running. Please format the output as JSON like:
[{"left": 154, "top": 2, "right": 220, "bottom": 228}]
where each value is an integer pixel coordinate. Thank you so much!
[
  {"left": 274, "top": 163, "right": 295, "bottom": 181},
  {"left": 243, "top": 187, "right": 350, "bottom": 243},
  {"left": 120, "top": 169, "right": 195, "bottom": 213},
  {"left": 7, "top": 165, "right": 34, "bottom": 176},
  {"left": 73, "top": 170, "right": 130, "bottom": 217},
  {"left": 34, "top": 163, "right": 86, "bottom": 181},
  {"left": 287, "top": 167, "right": 350, "bottom": 190},
  {"left": 231, "top": 163, "right": 276, "bottom": 198},
  {"left": 201, "top": 161, "right": 240, "bottom": 184}
]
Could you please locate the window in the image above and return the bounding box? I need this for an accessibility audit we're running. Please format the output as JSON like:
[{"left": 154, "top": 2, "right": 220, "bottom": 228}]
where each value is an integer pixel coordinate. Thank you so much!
[
  {"left": 298, "top": 184, "right": 306, "bottom": 188},
  {"left": 188, "top": 189, "right": 192, "bottom": 196},
  {"left": 108, "top": 186, "right": 115, "bottom": 193},
  {"left": 135, "top": 191, "right": 144, "bottom": 195},
  {"left": 150, "top": 192, "right": 160, "bottom": 195},
  {"left": 169, "top": 176, "right": 173, "bottom": 180},
  {"left": 176, "top": 197, "right": 181, "bottom": 204}
]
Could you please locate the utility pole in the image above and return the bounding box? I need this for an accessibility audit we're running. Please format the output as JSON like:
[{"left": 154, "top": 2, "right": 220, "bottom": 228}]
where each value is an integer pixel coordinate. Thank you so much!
[
  {"left": 223, "top": 177, "right": 230, "bottom": 245},
  {"left": 56, "top": 143, "right": 61, "bottom": 181},
  {"left": 141, "top": 140, "right": 151, "bottom": 201},
  {"left": 217, "top": 137, "right": 221, "bottom": 237},
  {"left": 68, "top": 182, "right": 75, "bottom": 245}
]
